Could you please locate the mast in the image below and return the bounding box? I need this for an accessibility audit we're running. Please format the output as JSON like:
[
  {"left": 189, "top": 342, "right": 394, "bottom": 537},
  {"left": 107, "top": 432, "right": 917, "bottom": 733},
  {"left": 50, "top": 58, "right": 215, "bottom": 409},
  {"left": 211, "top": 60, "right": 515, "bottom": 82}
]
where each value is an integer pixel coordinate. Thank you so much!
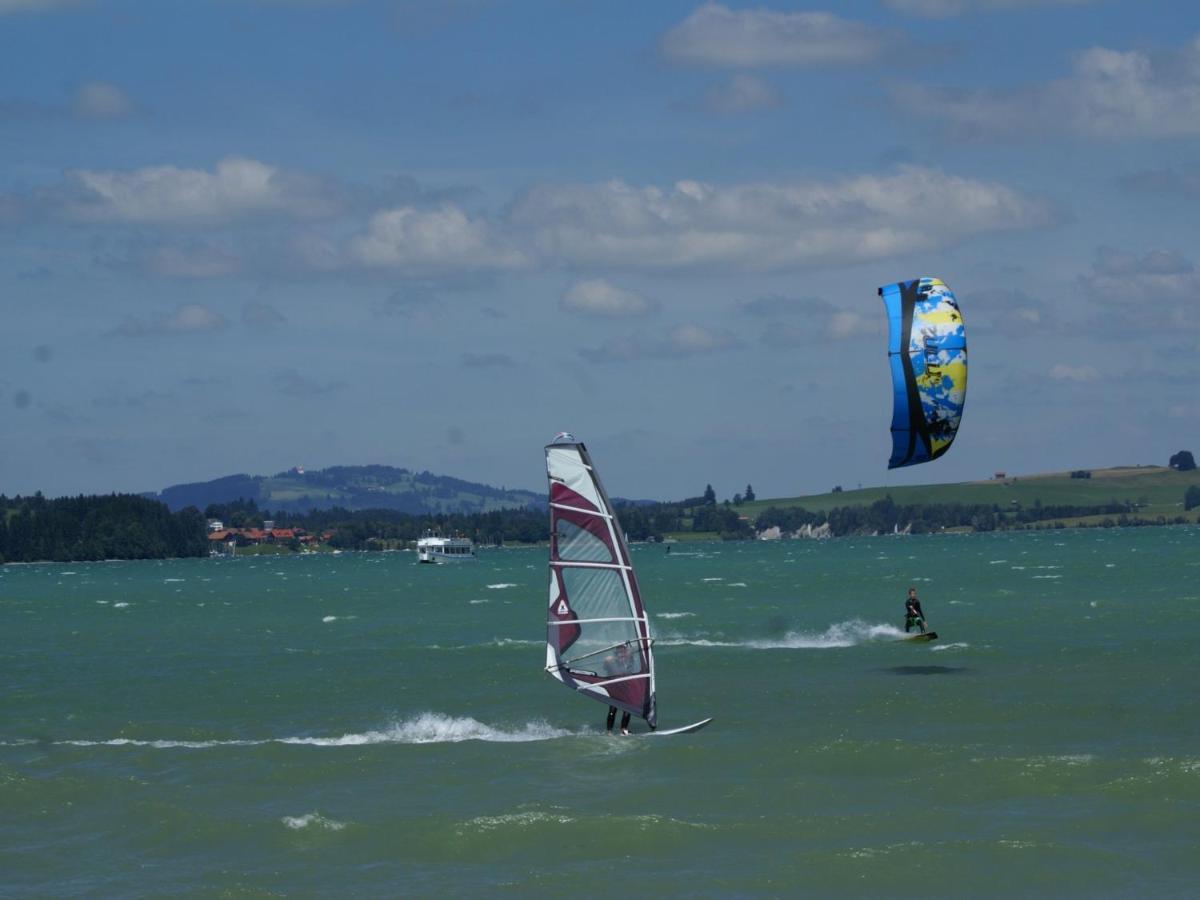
[{"left": 544, "top": 436, "right": 656, "bottom": 727}]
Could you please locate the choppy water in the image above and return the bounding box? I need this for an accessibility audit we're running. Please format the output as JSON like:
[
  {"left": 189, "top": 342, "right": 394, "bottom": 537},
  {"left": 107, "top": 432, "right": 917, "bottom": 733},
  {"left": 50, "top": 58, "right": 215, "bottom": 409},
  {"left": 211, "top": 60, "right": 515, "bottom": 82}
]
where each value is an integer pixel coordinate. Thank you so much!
[{"left": 2, "top": 529, "right": 1199, "bottom": 897}]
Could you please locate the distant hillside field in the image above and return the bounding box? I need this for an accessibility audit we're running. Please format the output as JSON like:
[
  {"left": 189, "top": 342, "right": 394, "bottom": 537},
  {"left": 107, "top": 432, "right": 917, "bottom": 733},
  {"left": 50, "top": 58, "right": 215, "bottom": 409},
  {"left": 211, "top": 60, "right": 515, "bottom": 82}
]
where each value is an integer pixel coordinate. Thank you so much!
[
  {"left": 150, "top": 465, "right": 543, "bottom": 515},
  {"left": 735, "top": 466, "right": 1200, "bottom": 524}
]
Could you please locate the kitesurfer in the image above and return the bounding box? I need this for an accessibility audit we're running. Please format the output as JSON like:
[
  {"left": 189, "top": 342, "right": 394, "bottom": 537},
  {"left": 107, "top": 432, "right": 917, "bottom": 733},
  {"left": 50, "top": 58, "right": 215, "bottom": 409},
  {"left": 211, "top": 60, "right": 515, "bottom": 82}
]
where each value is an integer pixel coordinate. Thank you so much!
[{"left": 904, "top": 587, "right": 927, "bottom": 633}]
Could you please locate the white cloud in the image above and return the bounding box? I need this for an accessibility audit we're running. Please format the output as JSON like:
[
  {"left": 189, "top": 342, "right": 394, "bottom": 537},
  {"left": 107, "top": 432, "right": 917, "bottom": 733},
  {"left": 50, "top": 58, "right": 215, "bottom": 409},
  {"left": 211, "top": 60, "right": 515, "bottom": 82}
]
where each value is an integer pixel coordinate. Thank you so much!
[
  {"left": 894, "top": 33, "right": 1200, "bottom": 138},
  {"left": 347, "top": 204, "right": 526, "bottom": 271},
  {"left": 883, "top": 0, "right": 1093, "bottom": 18},
  {"left": 704, "top": 74, "right": 781, "bottom": 113},
  {"left": 50, "top": 156, "right": 343, "bottom": 224},
  {"left": 560, "top": 278, "right": 652, "bottom": 317},
  {"left": 666, "top": 323, "right": 736, "bottom": 354},
  {"left": 828, "top": 311, "right": 872, "bottom": 339},
  {"left": 1078, "top": 246, "right": 1200, "bottom": 334},
  {"left": 111, "top": 304, "right": 229, "bottom": 337},
  {"left": 661, "top": 3, "right": 892, "bottom": 67},
  {"left": 580, "top": 323, "right": 740, "bottom": 362},
  {"left": 1048, "top": 363, "right": 1100, "bottom": 382},
  {"left": 509, "top": 166, "right": 1053, "bottom": 272},
  {"left": 73, "top": 82, "right": 135, "bottom": 120}
]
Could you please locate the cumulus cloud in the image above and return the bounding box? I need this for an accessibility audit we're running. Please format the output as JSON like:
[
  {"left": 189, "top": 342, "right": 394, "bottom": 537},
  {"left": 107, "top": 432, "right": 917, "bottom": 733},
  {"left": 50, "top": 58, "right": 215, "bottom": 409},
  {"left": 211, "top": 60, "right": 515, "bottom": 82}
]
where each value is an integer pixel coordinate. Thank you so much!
[
  {"left": 1048, "top": 363, "right": 1100, "bottom": 382},
  {"left": 968, "top": 285, "right": 1056, "bottom": 336},
  {"left": 560, "top": 278, "right": 653, "bottom": 317},
  {"left": 14, "top": 156, "right": 343, "bottom": 224},
  {"left": 662, "top": 3, "right": 893, "bottom": 67},
  {"left": 1078, "top": 246, "right": 1200, "bottom": 334},
  {"left": 580, "top": 323, "right": 740, "bottom": 363},
  {"left": 704, "top": 74, "right": 781, "bottom": 113},
  {"left": 509, "top": 166, "right": 1053, "bottom": 272},
  {"left": 894, "top": 33, "right": 1200, "bottom": 139},
  {"left": 883, "top": 0, "right": 1093, "bottom": 17},
  {"left": 347, "top": 204, "right": 526, "bottom": 271},
  {"left": 73, "top": 81, "right": 136, "bottom": 120},
  {"left": 111, "top": 303, "right": 230, "bottom": 337},
  {"left": 757, "top": 302, "right": 881, "bottom": 346}
]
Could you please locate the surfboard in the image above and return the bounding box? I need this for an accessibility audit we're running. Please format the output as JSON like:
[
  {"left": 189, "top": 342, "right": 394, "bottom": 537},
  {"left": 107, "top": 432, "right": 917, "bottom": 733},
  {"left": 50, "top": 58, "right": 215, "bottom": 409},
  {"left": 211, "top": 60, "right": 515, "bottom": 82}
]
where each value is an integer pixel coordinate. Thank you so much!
[
  {"left": 896, "top": 632, "right": 938, "bottom": 642},
  {"left": 642, "top": 718, "right": 713, "bottom": 737}
]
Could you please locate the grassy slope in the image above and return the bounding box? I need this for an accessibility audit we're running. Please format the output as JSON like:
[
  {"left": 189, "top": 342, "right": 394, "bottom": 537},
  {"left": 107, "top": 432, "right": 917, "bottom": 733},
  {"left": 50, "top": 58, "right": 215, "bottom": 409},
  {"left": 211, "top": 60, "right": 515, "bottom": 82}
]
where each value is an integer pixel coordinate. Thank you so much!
[{"left": 733, "top": 466, "right": 1200, "bottom": 523}]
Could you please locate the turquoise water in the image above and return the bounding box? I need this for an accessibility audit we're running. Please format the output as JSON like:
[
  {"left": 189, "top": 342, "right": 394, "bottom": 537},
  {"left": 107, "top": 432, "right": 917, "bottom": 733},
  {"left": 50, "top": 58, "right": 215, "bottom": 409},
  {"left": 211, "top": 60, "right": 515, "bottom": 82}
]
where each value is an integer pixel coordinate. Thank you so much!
[{"left": 2, "top": 528, "right": 1199, "bottom": 897}]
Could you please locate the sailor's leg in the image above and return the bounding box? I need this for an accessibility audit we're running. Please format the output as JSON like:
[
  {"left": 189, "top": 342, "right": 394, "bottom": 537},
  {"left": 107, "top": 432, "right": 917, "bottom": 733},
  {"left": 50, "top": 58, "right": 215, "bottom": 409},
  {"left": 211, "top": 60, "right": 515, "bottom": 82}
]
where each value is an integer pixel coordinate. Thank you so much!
[
  {"left": 620, "top": 711, "right": 631, "bottom": 735},
  {"left": 606, "top": 707, "right": 616, "bottom": 733}
]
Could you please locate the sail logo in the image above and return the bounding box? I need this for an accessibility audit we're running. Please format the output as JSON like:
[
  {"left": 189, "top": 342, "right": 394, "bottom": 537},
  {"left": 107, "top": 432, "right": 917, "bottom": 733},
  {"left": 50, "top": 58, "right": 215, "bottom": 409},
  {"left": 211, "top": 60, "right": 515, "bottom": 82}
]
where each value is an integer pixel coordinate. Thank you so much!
[{"left": 557, "top": 599, "right": 569, "bottom": 615}]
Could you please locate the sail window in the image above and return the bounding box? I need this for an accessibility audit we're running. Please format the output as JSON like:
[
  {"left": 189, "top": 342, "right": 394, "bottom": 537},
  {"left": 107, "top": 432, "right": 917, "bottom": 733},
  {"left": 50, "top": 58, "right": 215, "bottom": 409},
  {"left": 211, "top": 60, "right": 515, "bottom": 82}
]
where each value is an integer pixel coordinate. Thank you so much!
[{"left": 554, "top": 518, "right": 613, "bottom": 563}]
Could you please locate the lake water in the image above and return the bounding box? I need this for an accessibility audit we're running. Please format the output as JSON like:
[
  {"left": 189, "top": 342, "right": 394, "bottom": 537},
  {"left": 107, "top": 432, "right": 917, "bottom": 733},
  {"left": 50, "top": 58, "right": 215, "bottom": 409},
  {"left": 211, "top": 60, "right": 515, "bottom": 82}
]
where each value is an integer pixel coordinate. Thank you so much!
[{"left": 2, "top": 528, "right": 1198, "bottom": 897}]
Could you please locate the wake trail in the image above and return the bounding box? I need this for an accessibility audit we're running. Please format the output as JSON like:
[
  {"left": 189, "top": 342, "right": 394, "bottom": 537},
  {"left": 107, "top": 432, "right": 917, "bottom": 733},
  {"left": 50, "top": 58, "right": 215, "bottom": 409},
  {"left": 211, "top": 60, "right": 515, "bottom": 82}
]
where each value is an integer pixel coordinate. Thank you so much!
[
  {"left": 2, "top": 713, "right": 577, "bottom": 750},
  {"left": 658, "top": 618, "right": 907, "bottom": 650}
]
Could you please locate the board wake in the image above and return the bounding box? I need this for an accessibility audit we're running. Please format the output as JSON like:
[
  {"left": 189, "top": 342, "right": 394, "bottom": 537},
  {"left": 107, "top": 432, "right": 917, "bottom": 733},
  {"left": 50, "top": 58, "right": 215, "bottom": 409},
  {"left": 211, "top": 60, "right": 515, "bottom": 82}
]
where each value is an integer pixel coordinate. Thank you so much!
[{"left": 896, "top": 632, "right": 938, "bottom": 642}]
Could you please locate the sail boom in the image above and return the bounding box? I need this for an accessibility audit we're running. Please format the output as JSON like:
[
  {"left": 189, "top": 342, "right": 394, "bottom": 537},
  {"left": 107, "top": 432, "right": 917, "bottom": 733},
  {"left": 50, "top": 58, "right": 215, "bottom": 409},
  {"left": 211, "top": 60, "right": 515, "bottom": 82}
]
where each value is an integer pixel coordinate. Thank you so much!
[
  {"left": 548, "top": 501, "right": 612, "bottom": 519},
  {"left": 579, "top": 673, "right": 651, "bottom": 691},
  {"left": 549, "top": 561, "right": 631, "bottom": 571},
  {"left": 548, "top": 616, "right": 647, "bottom": 626}
]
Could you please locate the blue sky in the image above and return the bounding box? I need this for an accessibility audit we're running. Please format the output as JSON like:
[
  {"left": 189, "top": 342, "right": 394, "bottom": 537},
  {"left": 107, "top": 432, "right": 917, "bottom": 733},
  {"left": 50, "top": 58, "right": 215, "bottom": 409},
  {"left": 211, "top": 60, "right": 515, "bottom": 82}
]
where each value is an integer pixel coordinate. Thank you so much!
[{"left": 3, "top": 0, "right": 1199, "bottom": 502}]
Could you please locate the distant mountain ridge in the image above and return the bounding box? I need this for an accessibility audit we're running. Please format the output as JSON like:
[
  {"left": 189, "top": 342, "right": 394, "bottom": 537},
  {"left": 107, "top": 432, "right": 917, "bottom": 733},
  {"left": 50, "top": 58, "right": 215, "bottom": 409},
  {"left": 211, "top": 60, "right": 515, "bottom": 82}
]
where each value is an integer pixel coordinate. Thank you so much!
[{"left": 147, "top": 465, "right": 544, "bottom": 515}]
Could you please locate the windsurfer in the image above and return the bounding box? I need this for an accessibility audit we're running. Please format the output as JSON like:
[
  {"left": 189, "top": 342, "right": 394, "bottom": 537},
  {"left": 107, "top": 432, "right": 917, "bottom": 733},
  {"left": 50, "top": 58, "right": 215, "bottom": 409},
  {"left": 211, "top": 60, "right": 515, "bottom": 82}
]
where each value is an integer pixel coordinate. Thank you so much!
[
  {"left": 603, "top": 644, "right": 635, "bottom": 735},
  {"left": 904, "top": 587, "right": 927, "bottom": 633},
  {"left": 606, "top": 706, "right": 631, "bottom": 736}
]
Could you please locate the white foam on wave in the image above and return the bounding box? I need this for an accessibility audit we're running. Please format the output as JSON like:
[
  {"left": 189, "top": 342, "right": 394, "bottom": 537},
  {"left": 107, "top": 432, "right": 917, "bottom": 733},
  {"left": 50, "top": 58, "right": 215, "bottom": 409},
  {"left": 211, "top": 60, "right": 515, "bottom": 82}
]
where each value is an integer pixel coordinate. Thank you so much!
[
  {"left": 487, "top": 583, "right": 518, "bottom": 589},
  {"left": 701, "top": 577, "right": 723, "bottom": 582},
  {"left": 1032, "top": 575, "right": 1062, "bottom": 580},
  {"left": 322, "top": 616, "right": 338, "bottom": 623},
  {"left": 470, "top": 598, "right": 489, "bottom": 605},
  {"left": 931, "top": 642, "right": 970, "bottom": 652},
  {"left": 278, "top": 713, "right": 573, "bottom": 746},
  {"left": 164, "top": 578, "right": 185, "bottom": 583},
  {"left": 657, "top": 612, "right": 694, "bottom": 619},
  {"left": 659, "top": 619, "right": 905, "bottom": 650},
  {"left": 728, "top": 582, "right": 748, "bottom": 587},
  {"left": 43, "top": 713, "right": 575, "bottom": 751},
  {"left": 113, "top": 602, "right": 130, "bottom": 608},
  {"left": 282, "top": 813, "right": 347, "bottom": 831}
]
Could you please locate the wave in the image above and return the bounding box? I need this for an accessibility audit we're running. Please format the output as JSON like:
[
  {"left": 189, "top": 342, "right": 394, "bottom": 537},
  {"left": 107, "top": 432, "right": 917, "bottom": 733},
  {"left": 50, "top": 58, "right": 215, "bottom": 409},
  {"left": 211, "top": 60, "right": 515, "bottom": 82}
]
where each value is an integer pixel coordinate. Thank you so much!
[
  {"left": 282, "top": 812, "right": 347, "bottom": 831},
  {"left": 931, "top": 642, "right": 970, "bottom": 652},
  {"left": 487, "top": 583, "right": 518, "bottom": 589},
  {"left": 658, "top": 619, "right": 906, "bottom": 650},
  {"left": 27, "top": 714, "right": 576, "bottom": 750},
  {"left": 656, "top": 612, "right": 694, "bottom": 619}
]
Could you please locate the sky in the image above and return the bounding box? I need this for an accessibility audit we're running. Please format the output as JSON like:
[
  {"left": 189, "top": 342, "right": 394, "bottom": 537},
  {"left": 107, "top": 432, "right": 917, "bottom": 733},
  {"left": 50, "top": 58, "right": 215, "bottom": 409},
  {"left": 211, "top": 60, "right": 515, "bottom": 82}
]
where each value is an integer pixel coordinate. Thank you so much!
[{"left": 3, "top": 0, "right": 1199, "bottom": 503}]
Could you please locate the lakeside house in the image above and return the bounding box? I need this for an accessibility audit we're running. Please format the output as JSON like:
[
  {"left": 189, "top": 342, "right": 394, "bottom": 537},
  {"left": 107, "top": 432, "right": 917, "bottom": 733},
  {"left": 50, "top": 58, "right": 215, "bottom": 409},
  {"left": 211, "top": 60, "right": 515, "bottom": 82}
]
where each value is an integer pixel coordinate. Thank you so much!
[{"left": 207, "top": 525, "right": 332, "bottom": 549}]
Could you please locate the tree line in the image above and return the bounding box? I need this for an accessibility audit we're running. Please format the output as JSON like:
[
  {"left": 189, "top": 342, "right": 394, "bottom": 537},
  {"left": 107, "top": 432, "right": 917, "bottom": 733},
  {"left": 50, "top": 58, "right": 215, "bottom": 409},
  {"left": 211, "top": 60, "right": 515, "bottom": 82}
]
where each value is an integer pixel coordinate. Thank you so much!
[{"left": 0, "top": 493, "right": 208, "bottom": 563}]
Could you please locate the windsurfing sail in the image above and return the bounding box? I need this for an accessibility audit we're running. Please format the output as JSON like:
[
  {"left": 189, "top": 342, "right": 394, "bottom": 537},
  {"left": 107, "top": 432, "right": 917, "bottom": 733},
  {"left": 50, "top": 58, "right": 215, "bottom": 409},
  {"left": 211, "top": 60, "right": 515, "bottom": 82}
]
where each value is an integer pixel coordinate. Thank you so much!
[
  {"left": 544, "top": 436, "right": 656, "bottom": 728},
  {"left": 879, "top": 277, "right": 967, "bottom": 469}
]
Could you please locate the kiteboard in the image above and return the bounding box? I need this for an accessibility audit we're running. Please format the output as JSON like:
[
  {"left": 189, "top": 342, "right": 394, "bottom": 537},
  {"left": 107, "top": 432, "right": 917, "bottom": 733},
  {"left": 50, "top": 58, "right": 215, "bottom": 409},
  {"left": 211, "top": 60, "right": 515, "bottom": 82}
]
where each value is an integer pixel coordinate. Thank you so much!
[{"left": 896, "top": 632, "right": 938, "bottom": 642}]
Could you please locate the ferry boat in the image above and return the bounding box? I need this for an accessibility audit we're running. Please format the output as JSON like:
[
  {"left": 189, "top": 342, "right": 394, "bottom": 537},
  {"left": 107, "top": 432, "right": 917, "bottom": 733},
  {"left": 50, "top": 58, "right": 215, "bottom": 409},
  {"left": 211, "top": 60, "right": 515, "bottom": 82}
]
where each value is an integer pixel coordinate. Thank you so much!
[{"left": 416, "top": 532, "right": 476, "bottom": 563}]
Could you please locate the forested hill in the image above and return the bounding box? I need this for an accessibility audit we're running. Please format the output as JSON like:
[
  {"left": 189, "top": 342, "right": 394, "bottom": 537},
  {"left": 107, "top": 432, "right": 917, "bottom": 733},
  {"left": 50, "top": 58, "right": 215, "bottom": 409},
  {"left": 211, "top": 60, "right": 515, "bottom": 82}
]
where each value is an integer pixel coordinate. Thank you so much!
[{"left": 147, "top": 465, "right": 543, "bottom": 515}]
